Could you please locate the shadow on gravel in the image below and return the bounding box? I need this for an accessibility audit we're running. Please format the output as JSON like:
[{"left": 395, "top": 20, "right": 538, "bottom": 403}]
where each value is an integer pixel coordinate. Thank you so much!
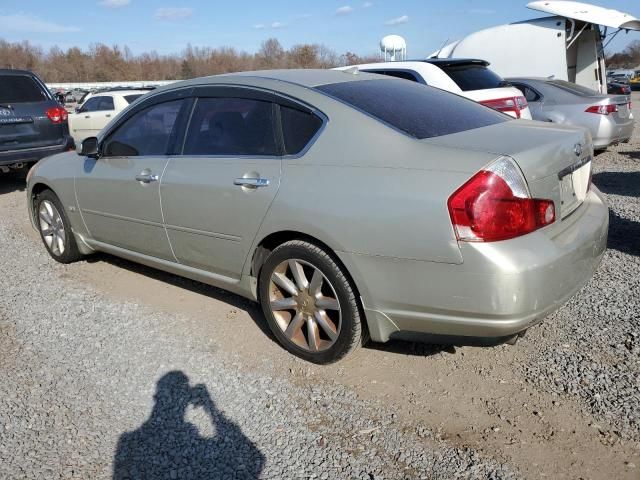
[
  {"left": 113, "top": 371, "right": 265, "bottom": 479},
  {"left": 593, "top": 171, "right": 640, "bottom": 197},
  {"left": 622, "top": 150, "right": 640, "bottom": 161},
  {"left": 606, "top": 211, "right": 640, "bottom": 257},
  {"left": 366, "top": 340, "right": 456, "bottom": 357},
  {"left": 0, "top": 172, "right": 26, "bottom": 195},
  {"left": 86, "top": 253, "right": 275, "bottom": 342}
]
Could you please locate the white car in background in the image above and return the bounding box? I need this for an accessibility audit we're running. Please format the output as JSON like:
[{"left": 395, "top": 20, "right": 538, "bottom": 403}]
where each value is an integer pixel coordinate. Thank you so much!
[
  {"left": 337, "top": 59, "right": 532, "bottom": 119},
  {"left": 68, "top": 90, "right": 147, "bottom": 144}
]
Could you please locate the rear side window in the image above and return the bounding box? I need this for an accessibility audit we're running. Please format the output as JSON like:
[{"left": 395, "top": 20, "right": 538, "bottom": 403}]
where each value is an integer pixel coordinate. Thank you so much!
[
  {"left": 316, "top": 79, "right": 507, "bottom": 139},
  {"left": 0, "top": 74, "right": 48, "bottom": 103},
  {"left": 183, "top": 97, "right": 278, "bottom": 156},
  {"left": 124, "top": 94, "right": 143, "bottom": 104},
  {"left": 103, "top": 100, "right": 184, "bottom": 157},
  {"left": 512, "top": 83, "right": 541, "bottom": 102},
  {"left": 440, "top": 65, "right": 504, "bottom": 91},
  {"left": 280, "top": 106, "right": 323, "bottom": 155}
]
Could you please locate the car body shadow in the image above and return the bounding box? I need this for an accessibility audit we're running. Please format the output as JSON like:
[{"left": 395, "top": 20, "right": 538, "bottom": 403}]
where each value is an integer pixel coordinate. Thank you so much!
[
  {"left": 113, "top": 371, "right": 265, "bottom": 479},
  {"left": 607, "top": 211, "right": 640, "bottom": 257},
  {"left": 0, "top": 172, "right": 27, "bottom": 195},
  {"left": 593, "top": 171, "right": 640, "bottom": 197},
  {"left": 84, "top": 253, "right": 275, "bottom": 342}
]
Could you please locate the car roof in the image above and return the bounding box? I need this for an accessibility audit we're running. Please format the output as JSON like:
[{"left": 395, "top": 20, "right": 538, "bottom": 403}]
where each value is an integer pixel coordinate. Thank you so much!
[
  {"left": 0, "top": 69, "right": 38, "bottom": 76},
  {"left": 161, "top": 69, "right": 387, "bottom": 91},
  {"left": 420, "top": 58, "right": 490, "bottom": 67},
  {"left": 92, "top": 89, "right": 148, "bottom": 97}
]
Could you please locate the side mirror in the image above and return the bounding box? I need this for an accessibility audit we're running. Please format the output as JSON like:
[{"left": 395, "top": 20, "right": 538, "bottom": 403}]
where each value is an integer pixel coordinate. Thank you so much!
[
  {"left": 75, "top": 106, "right": 81, "bottom": 113},
  {"left": 79, "top": 137, "right": 99, "bottom": 158}
]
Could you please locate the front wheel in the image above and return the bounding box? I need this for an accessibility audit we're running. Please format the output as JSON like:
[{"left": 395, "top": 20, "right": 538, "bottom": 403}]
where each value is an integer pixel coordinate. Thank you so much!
[
  {"left": 258, "top": 240, "right": 366, "bottom": 364},
  {"left": 35, "top": 190, "right": 82, "bottom": 264}
]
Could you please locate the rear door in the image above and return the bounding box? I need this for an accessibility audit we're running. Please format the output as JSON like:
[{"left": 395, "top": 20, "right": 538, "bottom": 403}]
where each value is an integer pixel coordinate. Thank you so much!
[
  {"left": 0, "top": 72, "right": 65, "bottom": 153},
  {"left": 75, "top": 95, "right": 191, "bottom": 260},
  {"left": 160, "top": 87, "right": 284, "bottom": 279}
]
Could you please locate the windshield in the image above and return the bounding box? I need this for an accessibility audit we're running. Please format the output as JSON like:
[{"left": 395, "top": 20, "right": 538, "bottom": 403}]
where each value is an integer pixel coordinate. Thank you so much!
[
  {"left": 316, "top": 79, "right": 508, "bottom": 140},
  {"left": 0, "top": 75, "right": 49, "bottom": 103},
  {"left": 439, "top": 64, "right": 504, "bottom": 91}
]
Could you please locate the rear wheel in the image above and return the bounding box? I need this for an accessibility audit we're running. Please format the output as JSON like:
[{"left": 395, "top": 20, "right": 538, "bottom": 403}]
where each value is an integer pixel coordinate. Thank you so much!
[
  {"left": 258, "top": 240, "right": 366, "bottom": 364},
  {"left": 35, "top": 190, "right": 82, "bottom": 264}
]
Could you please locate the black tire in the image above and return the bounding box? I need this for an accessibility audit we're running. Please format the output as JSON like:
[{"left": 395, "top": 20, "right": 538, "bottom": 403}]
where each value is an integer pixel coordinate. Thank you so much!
[
  {"left": 35, "top": 189, "right": 82, "bottom": 264},
  {"left": 258, "top": 240, "right": 366, "bottom": 364}
]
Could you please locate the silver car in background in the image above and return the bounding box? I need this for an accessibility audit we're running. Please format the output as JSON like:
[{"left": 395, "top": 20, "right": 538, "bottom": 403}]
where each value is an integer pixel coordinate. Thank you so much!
[
  {"left": 26, "top": 70, "right": 608, "bottom": 363},
  {"left": 507, "top": 77, "right": 634, "bottom": 150}
]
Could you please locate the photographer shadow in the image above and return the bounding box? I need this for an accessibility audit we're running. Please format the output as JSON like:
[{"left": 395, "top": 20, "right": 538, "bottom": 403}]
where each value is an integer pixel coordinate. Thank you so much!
[{"left": 113, "top": 371, "right": 265, "bottom": 480}]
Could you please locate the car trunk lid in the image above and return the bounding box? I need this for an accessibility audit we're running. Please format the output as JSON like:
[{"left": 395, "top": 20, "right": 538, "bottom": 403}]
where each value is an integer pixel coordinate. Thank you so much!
[{"left": 423, "top": 120, "right": 593, "bottom": 219}]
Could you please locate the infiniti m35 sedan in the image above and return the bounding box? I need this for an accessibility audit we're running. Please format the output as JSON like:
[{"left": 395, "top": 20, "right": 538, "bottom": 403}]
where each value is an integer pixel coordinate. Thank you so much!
[{"left": 27, "top": 70, "right": 608, "bottom": 363}]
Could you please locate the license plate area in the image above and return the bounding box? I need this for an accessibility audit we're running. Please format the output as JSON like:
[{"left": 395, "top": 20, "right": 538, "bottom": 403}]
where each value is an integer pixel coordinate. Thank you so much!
[
  {"left": 617, "top": 104, "right": 630, "bottom": 119},
  {"left": 558, "top": 156, "right": 591, "bottom": 219},
  {"left": 0, "top": 116, "right": 33, "bottom": 125}
]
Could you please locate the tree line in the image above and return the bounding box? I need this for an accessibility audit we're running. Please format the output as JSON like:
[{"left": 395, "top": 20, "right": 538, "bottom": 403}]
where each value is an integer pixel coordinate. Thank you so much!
[
  {"left": 0, "top": 38, "right": 380, "bottom": 83},
  {"left": 606, "top": 40, "right": 640, "bottom": 69}
]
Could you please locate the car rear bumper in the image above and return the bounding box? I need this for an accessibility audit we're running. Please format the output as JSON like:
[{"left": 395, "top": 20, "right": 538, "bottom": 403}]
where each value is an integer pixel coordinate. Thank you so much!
[
  {"left": 593, "top": 115, "right": 635, "bottom": 149},
  {"left": 339, "top": 188, "right": 609, "bottom": 343},
  {"left": 0, "top": 137, "right": 74, "bottom": 167}
]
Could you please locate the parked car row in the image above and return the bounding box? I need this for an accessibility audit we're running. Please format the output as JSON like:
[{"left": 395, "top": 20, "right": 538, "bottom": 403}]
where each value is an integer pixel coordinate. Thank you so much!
[{"left": 24, "top": 69, "right": 610, "bottom": 363}]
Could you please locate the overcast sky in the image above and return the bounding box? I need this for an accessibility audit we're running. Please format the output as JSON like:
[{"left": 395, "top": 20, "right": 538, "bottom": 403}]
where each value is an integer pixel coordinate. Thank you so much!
[{"left": 0, "top": 0, "right": 636, "bottom": 56}]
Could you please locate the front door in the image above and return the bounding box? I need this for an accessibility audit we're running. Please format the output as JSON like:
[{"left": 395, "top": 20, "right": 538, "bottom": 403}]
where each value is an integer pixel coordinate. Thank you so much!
[
  {"left": 75, "top": 98, "right": 187, "bottom": 260},
  {"left": 161, "top": 95, "right": 282, "bottom": 279}
]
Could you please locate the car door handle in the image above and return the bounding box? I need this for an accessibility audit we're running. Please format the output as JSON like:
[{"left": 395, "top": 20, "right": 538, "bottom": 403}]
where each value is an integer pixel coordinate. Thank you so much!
[
  {"left": 135, "top": 173, "right": 159, "bottom": 183},
  {"left": 105, "top": 114, "right": 111, "bottom": 118},
  {"left": 234, "top": 177, "right": 270, "bottom": 188},
  {"left": 84, "top": 115, "right": 90, "bottom": 119}
]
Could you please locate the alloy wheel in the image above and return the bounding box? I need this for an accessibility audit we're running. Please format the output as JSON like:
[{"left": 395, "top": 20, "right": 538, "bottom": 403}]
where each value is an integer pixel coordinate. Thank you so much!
[
  {"left": 38, "top": 200, "right": 66, "bottom": 256},
  {"left": 268, "top": 259, "right": 342, "bottom": 352}
]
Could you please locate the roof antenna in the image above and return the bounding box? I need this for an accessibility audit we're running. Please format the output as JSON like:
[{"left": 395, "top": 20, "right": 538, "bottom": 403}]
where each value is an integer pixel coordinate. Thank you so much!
[
  {"left": 431, "top": 38, "right": 449, "bottom": 59},
  {"left": 342, "top": 66, "right": 360, "bottom": 75}
]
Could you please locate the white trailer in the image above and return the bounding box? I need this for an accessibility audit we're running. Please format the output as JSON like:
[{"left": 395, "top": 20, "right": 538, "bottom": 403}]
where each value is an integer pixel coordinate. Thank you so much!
[{"left": 432, "top": 1, "right": 640, "bottom": 93}]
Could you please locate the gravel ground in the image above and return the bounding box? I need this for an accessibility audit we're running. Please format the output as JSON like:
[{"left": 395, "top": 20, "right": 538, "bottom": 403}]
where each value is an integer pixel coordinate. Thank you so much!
[
  {"left": 519, "top": 101, "right": 640, "bottom": 442},
  {"left": 0, "top": 186, "right": 515, "bottom": 478},
  {"left": 0, "top": 95, "right": 639, "bottom": 479}
]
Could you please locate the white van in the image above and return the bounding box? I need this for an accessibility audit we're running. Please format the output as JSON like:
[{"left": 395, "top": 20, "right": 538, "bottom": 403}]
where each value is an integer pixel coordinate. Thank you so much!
[{"left": 432, "top": 1, "right": 640, "bottom": 93}]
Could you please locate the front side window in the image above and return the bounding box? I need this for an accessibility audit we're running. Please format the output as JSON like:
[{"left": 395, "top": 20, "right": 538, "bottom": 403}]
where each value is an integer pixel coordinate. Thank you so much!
[
  {"left": 183, "top": 97, "right": 278, "bottom": 156},
  {"left": 103, "top": 100, "right": 183, "bottom": 157},
  {"left": 124, "top": 94, "right": 143, "bottom": 104},
  {"left": 97, "top": 96, "right": 115, "bottom": 111},
  {"left": 80, "top": 97, "right": 101, "bottom": 112}
]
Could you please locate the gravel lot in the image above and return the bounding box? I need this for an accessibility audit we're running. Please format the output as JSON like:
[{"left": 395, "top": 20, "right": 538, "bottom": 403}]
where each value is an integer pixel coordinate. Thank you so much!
[{"left": 0, "top": 94, "right": 639, "bottom": 479}]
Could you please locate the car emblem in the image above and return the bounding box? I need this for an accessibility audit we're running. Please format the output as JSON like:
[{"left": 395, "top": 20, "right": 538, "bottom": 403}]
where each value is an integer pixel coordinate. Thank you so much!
[
  {"left": 573, "top": 143, "right": 582, "bottom": 157},
  {"left": 0, "top": 109, "right": 11, "bottom": 116}
]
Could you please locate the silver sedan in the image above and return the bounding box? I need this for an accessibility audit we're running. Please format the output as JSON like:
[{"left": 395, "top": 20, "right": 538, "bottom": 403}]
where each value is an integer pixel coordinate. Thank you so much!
[
  {"left": 507, "top": 77, "right": 634, "bottom": 150},
  {"left": 26, "top": 70, "right": 609, "bottom": 363}
]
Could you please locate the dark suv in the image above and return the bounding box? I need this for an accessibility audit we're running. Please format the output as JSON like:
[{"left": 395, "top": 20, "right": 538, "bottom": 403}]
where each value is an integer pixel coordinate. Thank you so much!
[{"left": 0, "top": 69, "right": 74, "bottom": 173}]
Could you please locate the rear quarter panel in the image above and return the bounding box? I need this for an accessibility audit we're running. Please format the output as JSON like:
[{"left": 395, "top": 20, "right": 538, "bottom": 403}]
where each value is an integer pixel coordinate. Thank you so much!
[{"left": 251, "top": 99, "right": 501, "bottom": 272}]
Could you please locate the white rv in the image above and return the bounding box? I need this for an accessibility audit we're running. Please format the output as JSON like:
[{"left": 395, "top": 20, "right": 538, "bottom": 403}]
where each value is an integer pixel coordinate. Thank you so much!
[{"left": 433, "top": 1, "right": 639, "bottom": 93}]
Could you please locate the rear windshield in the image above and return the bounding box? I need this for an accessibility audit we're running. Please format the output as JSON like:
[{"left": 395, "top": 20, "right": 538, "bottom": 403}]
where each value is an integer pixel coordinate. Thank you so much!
[
  {"left": 548, "top": 80, "right": 600, "bottom": 97},
  {"left": 316, "top": 79, "right": 508, "bottom": 139},
  {"left": 439, "top": 64, "right": 504, "bottom": 91},
  {"left": 124, "top": 94, "right": 143, "bottom": 104},
  {"left": 0, "top": 74, "right": 49, "bottom": 103}
]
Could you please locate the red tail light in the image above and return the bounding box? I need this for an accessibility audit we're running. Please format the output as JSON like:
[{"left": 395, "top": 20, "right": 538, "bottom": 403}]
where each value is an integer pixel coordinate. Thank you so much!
[
  {"left": 585, "top": 104, "right": 618, "bottom": 115},
  {"left": 448, "top": 157, "right": 555, "bottom": 242},
  {"left": 480, "top": 96, "right": 528, "bottom": 119},
  {"left": 45, "top": 106, "right": 68, "bottom": 124}
]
